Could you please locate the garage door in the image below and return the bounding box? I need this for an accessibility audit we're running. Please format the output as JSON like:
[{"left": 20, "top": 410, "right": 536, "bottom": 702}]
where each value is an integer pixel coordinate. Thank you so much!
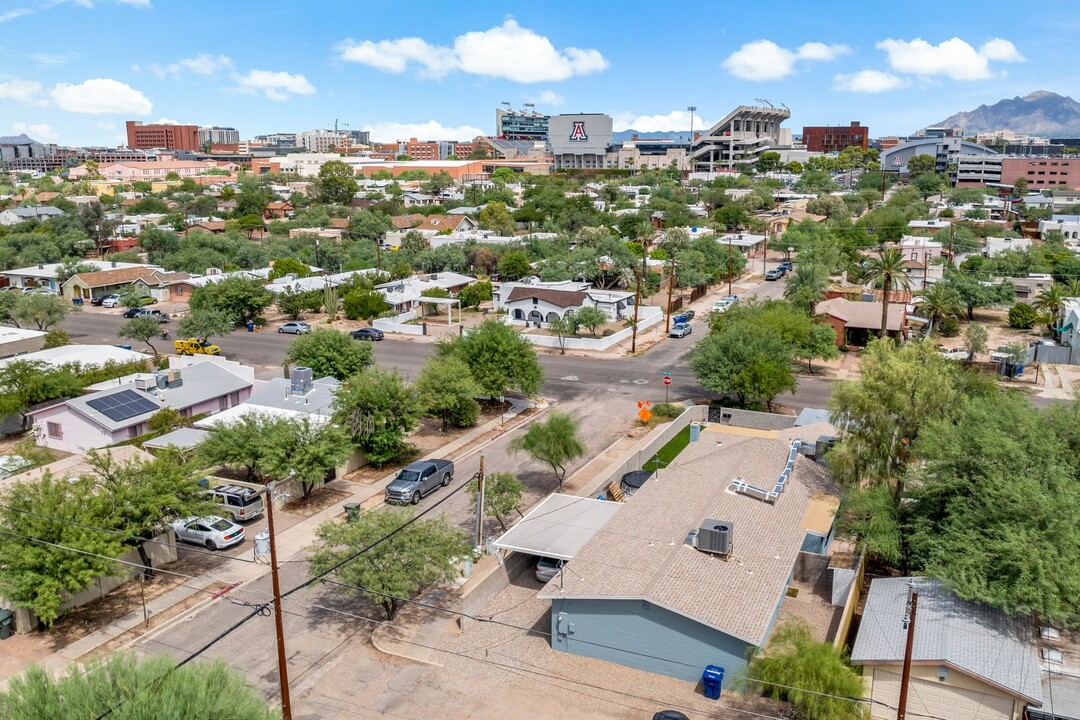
[{"left": 871, "top": 669, "right": 1014, "bottom": 720}]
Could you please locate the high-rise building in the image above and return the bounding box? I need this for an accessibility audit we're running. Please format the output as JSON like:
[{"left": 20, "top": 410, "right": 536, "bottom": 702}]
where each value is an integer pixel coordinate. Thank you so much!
[
  {"left": 299, "top": 129, "right": 349, "bottom": 153},
  {"left": 496, "top": 108, "right": 550, "bottom": 141},
  {"left": 126, "top": 121, "right": 200, "bottom": 151},
  {"left": 345, "top": 129, "right": 370, "bottom": 146},
  {"left": 253, "top": 133, "right": 298, "bottom": 148},
  {"left": 548, "top": 114, "right": 613, "bottom": 169},
  {"left": 801, "top": 122, "right": 868, "bottom": 153},
  {"left": 198, "top": 126, "right": 240, "bottom": 145}
]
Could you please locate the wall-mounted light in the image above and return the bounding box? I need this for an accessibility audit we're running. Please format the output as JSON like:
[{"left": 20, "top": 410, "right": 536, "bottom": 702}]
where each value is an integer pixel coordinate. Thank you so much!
[{"left": 937, "top": 666, "right": 949, "bottom": 682}]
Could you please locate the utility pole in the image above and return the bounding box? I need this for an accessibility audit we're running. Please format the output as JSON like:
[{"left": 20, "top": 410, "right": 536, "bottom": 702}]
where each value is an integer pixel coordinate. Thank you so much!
[
  {"left": 665, "top": 258, "right": 676, "bottom": 333},
  {"left": 264, "top": 481, "right": 292, "bottom": 720},
  {"left": 897, "top": 584, "right": 919, "bottom": 720},
  {"left": 880, "top": 169, "right": 886, "bottom": 201},
  {"left": 763, "top": 228, "right": 769, "bottom": 275},
  {"left": 727, "top": 239, "right": 734, "bottom": 296},
  {"left": 630, "top": 234, "right": 649, "bottom": 353},
  {"left": 922, "top": 248, "right": 928, "bottom": 291},
  {"left": 374, "top": 237, "right": 383, "bottom": 271},
  {"left": 474, "top": 456, "right": 486, "bottom": 547}
]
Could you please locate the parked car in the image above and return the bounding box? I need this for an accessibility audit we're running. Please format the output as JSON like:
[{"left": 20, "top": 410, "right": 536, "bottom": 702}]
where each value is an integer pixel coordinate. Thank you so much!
[
  {"left": 712, "top": 295, "right": 739, "bottom": 314},
  {"left": 92, "top": 293, "right": 119, "bottom": 307},
  {"left": 128, "top": 308, "right": 168, "bottom": 322},
  {"left": 653, "top": 712, "right": 689, "bottom": 720},
  {"left": 936, "top": 346, "right": 969, "bottom": 361},
  {"left": 669, "top": 322, "right": 693, "bottom": 338},
  {"left": 175, "top": 338, "right": 221, "bottom": 356},
  {"left": 535, "top": 557, "right": 565, "bottom": 583},
  {"left": 21, "top": 286, "right": 54, "bottom": 295},
  {"left": 778, "top": 261, "right": 794, "bottom": 273},
  {"left": 171, "top": 515, "right": 245, "bottom": 550},
  {"left": 385, "top": 459, "right": 454, "bottom": 505},
  {"left": 208, "top": 484, "right": 264, "bottom": 522},
  {"left": 278, "top": 321, "right": 311, "bottom": 335},
  {"left": 764, "top": 269, "right": 784, "bottom": 281},
  {"left": 351, "top": 327, "right": 385, "bottom": 341}
]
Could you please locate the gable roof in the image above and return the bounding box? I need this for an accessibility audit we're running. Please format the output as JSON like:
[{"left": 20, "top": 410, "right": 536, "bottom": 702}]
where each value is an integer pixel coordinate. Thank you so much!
[
  {"left": 539, "top": 434, "right": 838, "bottom": 646},
  {"left": 851, "top": 577, "right": 1042, "bottom": 705},
  {"left": 505, "top": 286, "right": 588, "bottom": 308},
  {"left": 391, "top": 213, "right": 425, "bottom": 230},
  {"left": 67, "top": 266, "right": 159, "bottom": 289},
  {"left": 816, "top": 297, "right": 905, "bottom": 332}
]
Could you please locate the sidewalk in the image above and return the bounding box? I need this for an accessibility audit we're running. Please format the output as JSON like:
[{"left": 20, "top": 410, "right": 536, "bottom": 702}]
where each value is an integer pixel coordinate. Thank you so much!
[{"left": 6, "top": 397, "right": 541, "bottom": 682}]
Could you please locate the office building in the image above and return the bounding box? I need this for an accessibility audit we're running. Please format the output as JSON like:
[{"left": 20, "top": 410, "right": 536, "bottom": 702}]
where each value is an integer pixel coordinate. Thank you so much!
[
  {"left": 345, "top": 129, "right": 370, "bottom": 146},
  {"left": 126, "top": 121, "right": 200, "bottom": 151},
  {"left": 496, "top": 108, "right": 550, "bottom": 141},
  {"left": 298, "top": 129, "right": 349, "bottom": 153},
  {"left": 548, "top": 113, "right": 613, "bottom": 170},
  {"left": 198, "top": 126, "right": 240, "bottom": 146},
  {"left": 689, "top": 105, "right": 792, "bottom": 171},
  {"left": 802, "top": 122, "right": 868, "bottom": 153},
  {"left": 254, "top": 133, "right": 298, "bottom": 148},
  {"left": 1001, "top": 157, "right": 1080, "bottom": 190}
]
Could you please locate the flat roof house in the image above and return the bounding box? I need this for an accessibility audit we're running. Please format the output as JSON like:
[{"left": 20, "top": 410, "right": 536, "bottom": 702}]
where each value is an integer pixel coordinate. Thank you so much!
[
  {"left": 539, "top": 432, "right": 839, "bottom": 682},
  {"left": 852, "top": 577, "right": 1042, "bottom": 720}
]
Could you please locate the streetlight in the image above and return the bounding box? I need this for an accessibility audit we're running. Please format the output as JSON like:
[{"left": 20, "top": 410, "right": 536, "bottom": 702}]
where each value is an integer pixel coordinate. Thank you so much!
[{"left": 687, "top": 106, "right": 697, "bottom": 173}]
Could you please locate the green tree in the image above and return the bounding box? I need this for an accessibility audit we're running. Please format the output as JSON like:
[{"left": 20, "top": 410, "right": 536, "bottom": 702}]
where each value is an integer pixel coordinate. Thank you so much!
[
  {"left": 268, "top": 256, "right": 311, "bottom": 280},
  {"left": 267, "top": 416, "right": 352, "bottom": 497},
  {"left": 1034, "top": 282, "right": 1069, "bottom": 317},
  {"left": 198, "top": 414, "right": 284, "bottom": 482},
  {"left": 118, "top": 316, "right": 163, "bottom": 354},
  {"left": 478, "top": 201, "right": 516, "bottom": 236},
  {"left": 176, "top": 308, "right": 235, "bottom": 343},
  {"left": 308, "top": 508, "right": 471, "bottom": 620},
  {"left": 509, "top": 410, "right": 585, "bottom": 489},
  {"left": 1007, "top": 302, "right": 1038, "bottom": 329},
  {"left": 905, "top": 153, "right": 937, "bottom": 176},
  {"left": 275, "top": 287, "right": 319, "bottom": 320},
  {"left": 942, "top": 273, "right": 1014, "bottom": 320},
  {"left": 0, "top": 291, "right": 19, "bottom": 327},
  {"left": 11, "top": 293, "right": 76, "bottom": 330},
  {"left": 497, "top": 250, "right": 532, "bottom": 280},
  {"left": 415, "top": 356, "right": 482, "bottom": 431},
  {"left": 573, "top": 305, "right": 608, "bottom": 336},
  {"left": 0, "top": 653, "right": 278, "bottom": 720},
  {"left": 755, "top": 151, "right": 782, "bottom": 174},
  {"left": 963, "top": 322, "right": 988, "bottom": 361},
  {"left": 490, "top": 167, "right": 516, "bottom": 185},
  {"left": 0, "top": 360, "right": 84, "bottom": 419},
  {"left": 547, "top": 312, "right": 577, "bottom": 355},
  {"left": 784, "top": 263, "right": 830, "bottom": 312},
  {"left": 861, "top": 247, "right": 912, "bottom": 338},
  {"left": 334, "top": 367, "right": 424, "bottom": 465},
  {"left": 690, "top": 322, "right": 795, "bottom": 409},
  {"left": 441, "top": 319, "right": 543, "bottom": 397},
  {"left": 746, "top": 621, "right": 867, "bottom": 720},
  {"left": 458, "top": 280, "right": 493, "bottom": 308},
  {"left": 285, "top": 328, "right": 374, "bottom": 381},
  {"left": 315, "top": 159, "right": 359, "bottom": 205},
  {"left": 43, "top": 328, "right": 69, "bottom": 348},
  {"left": 801, "top": 322, "right": 840, "bottom": 372},
  {"left": 342, "top": 288, "right": 388, "bottom": 320},
  {"left": 0, "top": 473, "right": 121, "bottom": 625},
  {"left": 470, "top": 471, "right": 523, "bottom": 532},
  {"left": 188, "top": 276, "right": 272, "bottom": 325},
  {"left": 916, "top": 282, "right": 964, "bottom": 330}
]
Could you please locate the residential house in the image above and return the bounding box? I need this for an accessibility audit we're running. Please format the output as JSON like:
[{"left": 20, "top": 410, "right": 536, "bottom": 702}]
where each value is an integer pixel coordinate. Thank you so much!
[
  {"left": 0, "top": 327, "right": 46, "bottom": 358},
  {"left": 851, "top": 577, "right": 1042, "bottom": 720},
  {"left": 0, "top": 206, "right": 65, "bottom": 226},
  {"left": 288, "top": 227, "right": 346, "bottom": 241},
  {"left": 986, "top": 236, "right": 1033, "bottom": 257},
  {"left": 0, "top": 344, "right": 150, "bottom": 371},
  {"left": 1059, "top": 298, "right": 1080, "bottom": 348},
  {"left": 816, "top": 297, "right": 906, "bottom": 346},
  {"left": 499, "top": 282, "right": 635, "bottom": 325},
  {"left": 375, "top": 272, "right": 475, "bottom": 314},
  {"left": 1012, "top": 274, "right": 1055, "bottom": 301},
  {"left": 0, "top": 260, "right": 150, "bottom": 293},
  {"left": 538, "top": 431, "right": 840, "bottom": 682},
  {"left": 28, "top": 357, "right": 255, "bottom": 453},
  {"left": 402, "top": 192, "right": 438, "bottom": 207},
  {"left": 900, "top": 236, "right": 945, "bottom": 287},
  {"left": 1039, "top": 215, "right": 1080, "bottom": 242},
  {"left": 62, "top": 266, "right": 168, "bottom": 301},
  {"left": 385, "top": 213, "right": 479, "bottom": 247},
  {"left": 182, "top": 221, "right": 228, "bottom": 235},
  {"left": 264, "top": 200, "right": 294, "bottom": 219},
  {"left": 215, "top": 199, "right": 238, "bottom": 214},
  {"left": 908, "top": 218, "right": 951, "bottom": 233},
  {"left": 130, "top": 270, "right": 197, "bottom": 304}
]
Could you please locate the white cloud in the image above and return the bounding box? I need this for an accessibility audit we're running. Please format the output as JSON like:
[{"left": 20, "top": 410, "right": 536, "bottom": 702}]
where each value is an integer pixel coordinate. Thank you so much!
[
  {"left": 876, "top": 37, "right": 1025, "bottom": 81},
  {"left": 528, "top": 89, "right": 564, "bottom": 107},
  {"left": 233, "top": 69, "right": 315, "bottom": 100},
  {"left": 362, "top": 120, "right": 485, "bottom": 143},
  {"left": 832, "top": 70, "right": 905, "bottom": 93},
  {"left": 336, "top": 20, "right": 608, "bottom": 83},
  {"left": 0, "top": 79, "right": 48, "bottom": 106},
  {"left": 11, "top": 122, "right": 56, "bottom": 140},
  {"left": 29, "top": 51, "right": 79, "bottom": 66},
  {"left": 150, "top": 53, "right": 234, "bottom": 79},
  {"left": 722, "top": 39, "right": 850, "bottom": 81},
  {"left": 613, "top": 110, "right": 712, "bottom": 133},
  {"left": 95, "top": 121, "right": 117, "bottom": 130},
  {"left": 50, "top": 78, "right": 152, "bottom": 115},
  {"left": 0, "top": 8, "right": 35, "bottom": 22},
  {"left": 117, "top": 0, "right": 152, "bottom": 6},
  {"left": 155, "top": 117, "right": 179, "bottom": 125}
]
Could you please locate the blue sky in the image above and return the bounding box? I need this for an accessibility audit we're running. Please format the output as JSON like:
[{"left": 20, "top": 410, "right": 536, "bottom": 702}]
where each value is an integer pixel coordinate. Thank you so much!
[{"left": 2, "top": 0, "right": 1078, "bottom": 147}]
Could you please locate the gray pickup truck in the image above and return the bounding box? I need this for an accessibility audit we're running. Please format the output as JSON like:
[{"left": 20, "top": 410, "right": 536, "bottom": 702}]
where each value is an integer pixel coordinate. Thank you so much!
[{"left": 385, "top": 459, "right": 454, "bottom": 505}]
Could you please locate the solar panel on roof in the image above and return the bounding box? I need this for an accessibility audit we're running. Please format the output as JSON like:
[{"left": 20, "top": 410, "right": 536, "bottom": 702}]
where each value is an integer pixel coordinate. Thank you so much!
[{"left": 87, "top": 389, "right": 159, "bottom": 422}]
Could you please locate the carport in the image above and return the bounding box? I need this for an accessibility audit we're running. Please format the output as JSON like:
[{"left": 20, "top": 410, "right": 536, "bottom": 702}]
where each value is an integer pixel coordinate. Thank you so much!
[{"left": 492, "top": 493, "right": 623, "bottom": 561}]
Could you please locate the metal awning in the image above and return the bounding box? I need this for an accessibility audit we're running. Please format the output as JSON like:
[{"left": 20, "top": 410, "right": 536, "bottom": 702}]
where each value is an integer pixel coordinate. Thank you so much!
[{"left": 491, "top": 493, "right": 623, "bottom": 561}]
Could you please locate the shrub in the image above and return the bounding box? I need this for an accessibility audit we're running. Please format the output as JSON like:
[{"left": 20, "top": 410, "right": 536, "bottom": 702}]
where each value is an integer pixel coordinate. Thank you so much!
[
  {"left": 838, "top": 344, "right": 850, "bottom": 353},
  {"left": 651, "top": 403, "right": 682, "bottom": 420},
  {"left": 1008, "top": 302, "right": 1038, "bottom": 329},
  {"left": 43, "top": 329, "right": 69, "bottom": 348},
  {"left": 939, "top": 316, "right": 960, "bottom": 337}
]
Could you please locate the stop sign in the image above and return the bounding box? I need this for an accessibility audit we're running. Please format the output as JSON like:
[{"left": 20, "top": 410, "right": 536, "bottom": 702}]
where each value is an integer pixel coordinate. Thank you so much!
[{"left": 663, "top": 376, "right": 672, "bottom": 386}]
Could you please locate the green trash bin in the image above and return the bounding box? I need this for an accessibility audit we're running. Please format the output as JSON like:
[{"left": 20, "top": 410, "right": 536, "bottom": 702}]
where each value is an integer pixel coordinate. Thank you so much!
[
  {"left": 343, "top": 503, "right": 360, "bottom": 522},
  {"left": 0, "top": 608, "right": 14, "bottom": 640}
]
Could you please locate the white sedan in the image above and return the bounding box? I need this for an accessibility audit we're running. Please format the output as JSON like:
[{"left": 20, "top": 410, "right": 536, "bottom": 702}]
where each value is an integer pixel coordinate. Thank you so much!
[{"left": 171, "top": 515, "right": 245, "bottom": 550}]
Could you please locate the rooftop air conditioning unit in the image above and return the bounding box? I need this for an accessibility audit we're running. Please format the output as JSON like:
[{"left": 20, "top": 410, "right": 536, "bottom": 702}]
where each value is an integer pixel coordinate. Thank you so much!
[{"left": 693, "top": 519, "right": 733, "bottom": 556}]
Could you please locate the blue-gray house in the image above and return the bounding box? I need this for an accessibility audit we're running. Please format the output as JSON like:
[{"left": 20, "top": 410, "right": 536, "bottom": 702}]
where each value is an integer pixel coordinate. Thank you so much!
[{"left": 539, "top": 431, "right": 839, "bottom": 682}]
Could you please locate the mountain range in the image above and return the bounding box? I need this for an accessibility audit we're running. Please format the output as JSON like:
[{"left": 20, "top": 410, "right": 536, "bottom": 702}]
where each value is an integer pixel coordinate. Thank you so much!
[{"left": 931, "top": 91, "right": 1080, "bottom": 137}]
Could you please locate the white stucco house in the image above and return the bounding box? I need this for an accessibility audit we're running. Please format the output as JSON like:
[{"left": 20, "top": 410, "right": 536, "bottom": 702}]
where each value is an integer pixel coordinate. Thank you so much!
[{"left": 499, "top": 280, "right": 635, "bottom": 326}]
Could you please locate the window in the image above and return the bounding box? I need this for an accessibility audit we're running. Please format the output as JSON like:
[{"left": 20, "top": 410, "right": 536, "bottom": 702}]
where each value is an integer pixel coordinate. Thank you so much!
[
  {"left": 219, "top": 396, "right": 229, "bottom": 411},
  {"left": 46, "top": 422, "right": 63, "bottom": 439}
]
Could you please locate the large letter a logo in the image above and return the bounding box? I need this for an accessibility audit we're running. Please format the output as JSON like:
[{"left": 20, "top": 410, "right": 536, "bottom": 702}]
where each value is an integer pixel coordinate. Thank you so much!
[{"left": 569, "top": 121, "right": 588, "bottom": 142}]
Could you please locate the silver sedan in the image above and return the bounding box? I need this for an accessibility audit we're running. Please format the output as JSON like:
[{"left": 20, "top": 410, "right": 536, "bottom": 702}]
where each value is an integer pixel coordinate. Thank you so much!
[{"left": 171, "top": 515, "right": 245, "bottom": 550}]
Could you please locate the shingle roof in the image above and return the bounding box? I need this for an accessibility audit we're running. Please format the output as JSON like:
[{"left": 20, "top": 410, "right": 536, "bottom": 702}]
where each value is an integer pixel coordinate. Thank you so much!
[
  {"left": 68, "top": 266, "right": 158, "bottom": 289},
  {"left": 851, "top": 577, "right": 1043, "bottom": 704},
  {"left": 506, "top": 286, "right": 588, "bottom": 308},
  {"left": 816, "top": 298, "right": 905, "bottom": 332},
  {"left": 539, "top": 434, "right": 837, "bottom": 645}
]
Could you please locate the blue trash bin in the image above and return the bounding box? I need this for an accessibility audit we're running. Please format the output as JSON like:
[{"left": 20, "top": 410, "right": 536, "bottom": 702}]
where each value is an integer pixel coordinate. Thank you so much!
[
  {"left": 701, "top": 665, "right": 724, "bottom": 700},
  {"left": 246, "top": 321, "right": 254, "bottom": 332}
]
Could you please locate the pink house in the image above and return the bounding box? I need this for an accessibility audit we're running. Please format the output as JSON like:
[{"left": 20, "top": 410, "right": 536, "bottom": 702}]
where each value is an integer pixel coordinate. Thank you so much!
[
  {"left": 68, "top": 160, "right": 239, "bottom": 182},
  {"left": 29, "top": 358, "right": 254, "bottom": 453}
]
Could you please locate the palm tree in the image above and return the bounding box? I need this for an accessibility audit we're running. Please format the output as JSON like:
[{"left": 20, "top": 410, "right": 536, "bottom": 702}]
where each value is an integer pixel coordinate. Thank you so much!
[
  {"left": 862, "top": 248, "right": 913, "bottom": 338},
  {"left": 1065, "top": 279, "right": 1080, "bottom": 298},
  {"left": 916, "top": 283, "right": 964, "bottom": 332},
  {"left": 1035, "top": 283, "right": 1069, "bottom": 316},
  {"left": 784, "top": 263, "right": 830, "bottom": 312}
]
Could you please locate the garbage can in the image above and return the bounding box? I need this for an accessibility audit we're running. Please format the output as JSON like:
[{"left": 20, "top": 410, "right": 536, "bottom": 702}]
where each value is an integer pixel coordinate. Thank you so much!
[
  {"left": 343, "top": 503, "right": 361, "bottom": 522},
  {"left": 701, "top": 665, "right": 724, "bottom": 700},
  {"left": 72, "top": 297, "right": 83, "bottom": 306},
  {"left": 246, "top": 321, "right": 254, "bottom": 332},
  {"left": 119, "top": 344, "right": 132, "bottom": 351},
  {"left": 0, "top": 608, "right": 14, "bottom": 640},
  {"left": 689, "top": 423, "right": 702, "bottom": 442}
]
